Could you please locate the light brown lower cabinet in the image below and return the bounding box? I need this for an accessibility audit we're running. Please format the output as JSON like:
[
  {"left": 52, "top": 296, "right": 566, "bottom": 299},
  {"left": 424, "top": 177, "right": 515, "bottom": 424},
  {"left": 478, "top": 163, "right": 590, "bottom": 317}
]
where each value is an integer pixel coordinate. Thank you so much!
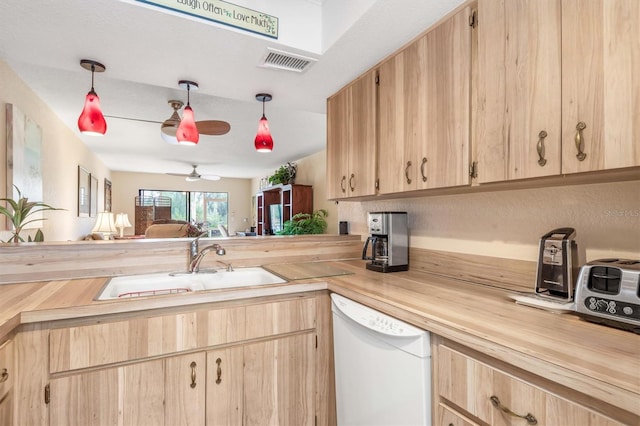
[
  {"left": 438, "top": 403, "right": 480, "bottom": 426},
  {"left": 243, "top": 333, "right": 315, "bottom": 426},
  {"left": 50, "top": 358, "right": 166, "bottom": 426},
  {"left": 204, "top": 333, "right": 316, "bottom": 426},
  {"left": 50, "top": 354, "right": 205, "bottom": 425},
  {"left": 0, "top": 339, "right": 13, "bottom": 426},
  {"left": 206, "top": 346, "right": 243, "bottom": 425},
  {"left": 436, "top": 341, "right": 628, "bottom": 426},
  {"left": 48, "top": 334, "right": 315, "bottom": 426},
  {"left": 14, "top": 294, "right": 329, "bottom": 426}
]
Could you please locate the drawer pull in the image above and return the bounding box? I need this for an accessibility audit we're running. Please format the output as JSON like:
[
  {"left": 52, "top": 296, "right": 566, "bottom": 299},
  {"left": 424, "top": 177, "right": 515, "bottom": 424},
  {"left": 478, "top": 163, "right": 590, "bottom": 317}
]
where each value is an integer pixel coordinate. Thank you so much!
[
  {"left": 349, "top": 174, "right": 356, "bottom": 192},
  {"left": 574, "top": 122, "right": 587, "bottom": 161},
  {"left": 216, "top": 358, "right": 222, "bottom": 384},
  {"left": 490, "top": 395, "right": 538, "bottom": 425},
  {"left": 340, "top": 175, "right": 346, "bottom": 193},
  {"left": 536, "top": 130, "right": 548, "bottom": 166},
  {"left": 190, "top": 361, "right": 197, "bottom": 388},
  {"left": 405, "top": 161, "right": 412, "bottom": 184},
  {"left": 0, "top": 368, "right": 7, "bottom": 383}
]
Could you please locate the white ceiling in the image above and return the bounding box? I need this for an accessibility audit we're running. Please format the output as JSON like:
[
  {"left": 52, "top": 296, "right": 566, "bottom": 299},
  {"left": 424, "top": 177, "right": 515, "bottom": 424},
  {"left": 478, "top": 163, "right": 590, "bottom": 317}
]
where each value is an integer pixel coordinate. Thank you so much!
[{"left": 0, "top": 0, "right": 464, "bottom": 179}]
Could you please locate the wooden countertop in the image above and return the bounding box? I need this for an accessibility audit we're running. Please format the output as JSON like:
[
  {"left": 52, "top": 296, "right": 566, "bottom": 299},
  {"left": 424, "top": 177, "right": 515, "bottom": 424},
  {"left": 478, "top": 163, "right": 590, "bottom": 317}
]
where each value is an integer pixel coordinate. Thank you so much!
[{"left": 0, "top": 260, "right": 638, "bottom": 416}]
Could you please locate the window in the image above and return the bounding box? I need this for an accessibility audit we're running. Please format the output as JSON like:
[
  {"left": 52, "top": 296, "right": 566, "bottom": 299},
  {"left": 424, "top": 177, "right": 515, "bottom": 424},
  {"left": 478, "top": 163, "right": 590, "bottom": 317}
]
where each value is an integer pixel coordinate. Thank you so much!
[{"left": 139, "top": 189, "right": 228, "bottom": 232}]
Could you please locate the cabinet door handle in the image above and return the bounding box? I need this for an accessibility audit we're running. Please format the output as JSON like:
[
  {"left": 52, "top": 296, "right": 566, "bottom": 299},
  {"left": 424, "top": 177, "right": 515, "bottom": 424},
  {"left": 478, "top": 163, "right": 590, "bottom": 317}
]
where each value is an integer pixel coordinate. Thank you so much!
[
  {"left": 340, "top": 175, "right": 346, "bottom": 193},
  {"left": 190, "top": 361, "right": 197, "bottom": 388},
  {"left": 536, "top": 130, "right": 548, "bottom": 166},
  {"left": 490, "top": 395, "right": 538, "bottom": 425},
  {"left": 420, "top": 157, "right": 428, "bottom": 182},
  {"left": 405, "top": 161, "right": 412, "bottom": 184},
  {"left": 215, "top": 357, "right": 222, "bottom": 384},
  {"left": 349, "top": 174, "right": 355, "bottom": 192},
  {"left": 575, "top": 122, "right": 587, "bottom": 161},
  {"left": 0, "top": 368, "right": 7, "bottom": 383}
]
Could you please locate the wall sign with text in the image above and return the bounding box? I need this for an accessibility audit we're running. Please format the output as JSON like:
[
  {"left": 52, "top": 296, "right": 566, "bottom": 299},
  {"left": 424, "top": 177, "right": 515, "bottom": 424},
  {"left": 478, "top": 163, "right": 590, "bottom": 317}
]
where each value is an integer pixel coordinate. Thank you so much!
[{"left": 136, "top": 0, "right": 278, "bottom": 39}]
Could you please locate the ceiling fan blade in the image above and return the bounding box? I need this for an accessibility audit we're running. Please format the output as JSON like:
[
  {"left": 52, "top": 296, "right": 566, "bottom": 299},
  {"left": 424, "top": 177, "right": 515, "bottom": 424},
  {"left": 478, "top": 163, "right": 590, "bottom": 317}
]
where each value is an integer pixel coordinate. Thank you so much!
[
  {"left": 166, "top": 172, "right": 189, "bottom": 177},
  {"left": 196, "top": 120, "right": 231, "bottom": 135},
  {"left": 104, "top": 115, "right": 162, "bottom": 124}
]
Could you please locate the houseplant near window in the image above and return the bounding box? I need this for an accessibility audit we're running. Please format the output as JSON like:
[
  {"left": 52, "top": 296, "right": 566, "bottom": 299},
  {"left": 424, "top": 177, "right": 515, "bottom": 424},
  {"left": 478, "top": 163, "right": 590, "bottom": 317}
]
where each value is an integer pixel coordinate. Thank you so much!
[
  {"left": 0, "top": 186, "right": 63, "bottom": 242},
  {"left": 278, "top": 209, "right": 328, "bottom": 235}
]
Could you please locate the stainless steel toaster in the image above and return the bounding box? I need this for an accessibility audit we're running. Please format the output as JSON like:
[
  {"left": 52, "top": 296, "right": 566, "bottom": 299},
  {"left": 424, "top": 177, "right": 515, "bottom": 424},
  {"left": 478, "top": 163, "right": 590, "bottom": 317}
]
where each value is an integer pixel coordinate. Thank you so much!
[{"left": 574, "top": 259, "right": 640, "bottom": 333}]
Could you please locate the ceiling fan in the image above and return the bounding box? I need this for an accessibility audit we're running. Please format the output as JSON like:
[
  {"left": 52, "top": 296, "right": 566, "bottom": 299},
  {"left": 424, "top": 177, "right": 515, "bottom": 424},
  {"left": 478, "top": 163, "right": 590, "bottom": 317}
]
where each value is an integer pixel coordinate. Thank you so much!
[
  {"left": 160, "top": 100, "right": 231, "bottom": 145},
  {"left": 104, "top": 99, "right": 231, "bottom": 145},
  {"left": 166, "top": 165, "right": 221, "bottom": 182}
]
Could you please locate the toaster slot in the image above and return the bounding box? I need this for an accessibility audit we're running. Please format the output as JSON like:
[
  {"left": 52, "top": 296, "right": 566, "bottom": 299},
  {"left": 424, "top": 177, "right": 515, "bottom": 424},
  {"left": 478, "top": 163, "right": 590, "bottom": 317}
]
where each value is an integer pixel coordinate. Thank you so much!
[{"left": 588, "top": 267, "right": 621, "bottom": 295}]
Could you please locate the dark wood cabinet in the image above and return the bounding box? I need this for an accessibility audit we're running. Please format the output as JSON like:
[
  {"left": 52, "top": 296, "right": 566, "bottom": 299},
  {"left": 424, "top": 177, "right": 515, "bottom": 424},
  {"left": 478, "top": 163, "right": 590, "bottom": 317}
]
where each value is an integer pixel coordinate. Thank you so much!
[{"left": 256, "top": 184, "right": 312, "bottom": 235}]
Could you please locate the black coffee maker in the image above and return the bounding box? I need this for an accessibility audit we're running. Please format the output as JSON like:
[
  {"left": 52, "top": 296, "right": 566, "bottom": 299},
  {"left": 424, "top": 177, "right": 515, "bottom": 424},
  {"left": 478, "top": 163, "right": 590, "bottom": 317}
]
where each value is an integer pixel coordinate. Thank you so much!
[
  {"left": 362, "top": 212, "right": 408, "bottom": 273},
  {"left": 535, "top": 227, "right": 578, "bottom": 301}
]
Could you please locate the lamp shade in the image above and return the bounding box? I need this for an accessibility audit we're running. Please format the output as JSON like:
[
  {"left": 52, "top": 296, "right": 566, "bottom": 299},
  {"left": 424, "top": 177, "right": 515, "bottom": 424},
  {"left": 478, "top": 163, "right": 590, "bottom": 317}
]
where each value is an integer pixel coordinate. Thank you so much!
[
  {"left": 78, "top": 59, "right": 107, "bottom": 136},
  {"left": 176, "top": 105, "right": 199, "bottom": 145},
  {"left": 78, "top": 89, "right": 107, "bottom": 135},
  {"left": 92, "top": 212, "right": 117, "bottom": 238},
  {"left": 254, "top": 115, "right": 273, "bottom": 152},
  {"left": 161, "top": 114, "right": 180, "bottom": 145},
  {"left": 115, "top": 213, "right": 132, "bottom": 238},
  {"left": 254, "top": 93, "right": 273, "bottom": 152}
]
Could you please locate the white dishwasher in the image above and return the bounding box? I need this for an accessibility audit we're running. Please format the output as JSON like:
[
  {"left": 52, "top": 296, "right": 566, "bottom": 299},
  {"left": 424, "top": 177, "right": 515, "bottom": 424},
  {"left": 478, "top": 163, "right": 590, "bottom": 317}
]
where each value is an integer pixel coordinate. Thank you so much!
[{"left": 331, "top": 293, "right": 431, "bottom": 426}]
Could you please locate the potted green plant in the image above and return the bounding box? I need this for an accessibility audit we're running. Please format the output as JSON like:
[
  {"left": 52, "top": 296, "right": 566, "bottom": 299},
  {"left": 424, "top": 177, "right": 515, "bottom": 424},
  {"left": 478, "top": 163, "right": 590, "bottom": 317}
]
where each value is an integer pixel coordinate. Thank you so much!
[
  {"left": 0, "top": 186, "right": 63, "bottom": 242},
  {"left": 277, "top": 209, "right": 328, "bottom": 235},
  {"left": 268, "top": 162, "right": 297, "bottom": 186}
]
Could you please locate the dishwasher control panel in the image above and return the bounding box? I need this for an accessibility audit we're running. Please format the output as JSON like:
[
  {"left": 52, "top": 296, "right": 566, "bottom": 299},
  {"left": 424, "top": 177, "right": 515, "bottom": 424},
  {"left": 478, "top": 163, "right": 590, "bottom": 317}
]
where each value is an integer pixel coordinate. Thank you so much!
[{"left": 331, "top": 293, "right": 424, "bottom": 337}]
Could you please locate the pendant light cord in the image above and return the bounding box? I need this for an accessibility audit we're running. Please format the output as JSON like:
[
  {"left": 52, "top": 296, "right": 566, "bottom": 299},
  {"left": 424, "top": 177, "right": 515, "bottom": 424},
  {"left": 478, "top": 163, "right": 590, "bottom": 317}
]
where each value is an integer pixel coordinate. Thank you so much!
[
  {"left": 90, "top": 63, "right": 95, "bottom": 91},
  {"left": 186, "top": 84, "right": 191, "bottom": 107},
  {"left": 262, "top": 98, "right": 266, "bottom": 118}
]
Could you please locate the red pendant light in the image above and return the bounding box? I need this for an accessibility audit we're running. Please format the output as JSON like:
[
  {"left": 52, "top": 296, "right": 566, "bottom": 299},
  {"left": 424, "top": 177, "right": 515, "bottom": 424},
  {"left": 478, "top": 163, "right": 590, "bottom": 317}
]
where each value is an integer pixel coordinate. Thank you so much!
[
  {"left": 77, "top": 60, "right": 107, "bottom": 136},
  {"left": 176, "top": 80, "right": 199, "bottom": 145},
  {"left": 254, "top": 93, "right": 274, "bottom": 152}
]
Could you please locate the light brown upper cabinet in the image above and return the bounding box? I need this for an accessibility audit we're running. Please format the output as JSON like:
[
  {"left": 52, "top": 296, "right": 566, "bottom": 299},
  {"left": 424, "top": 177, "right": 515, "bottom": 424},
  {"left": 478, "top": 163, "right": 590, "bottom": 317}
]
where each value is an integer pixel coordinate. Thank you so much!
[
  {"left": 475, "top": 0, "right": 639, "bottom": 183},
  {"left": 475, "top": 0, "right": 562, "bottom": 183},
  {"left": 378, "top": 7, "right": 472, "bottom": 194},
  {"left": 326, "top": 69, "right": 378, "bottom": 199},
  {"left": 561, "top": 0, "right": 640, "bottom": 173}
]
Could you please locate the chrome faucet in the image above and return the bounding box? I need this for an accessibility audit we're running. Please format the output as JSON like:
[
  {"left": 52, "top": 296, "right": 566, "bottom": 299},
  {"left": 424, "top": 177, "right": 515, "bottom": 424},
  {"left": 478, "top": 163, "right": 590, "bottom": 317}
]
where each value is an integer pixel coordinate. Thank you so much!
[{"left": 189, "top": 233, "right": 226, "bottom": 273}]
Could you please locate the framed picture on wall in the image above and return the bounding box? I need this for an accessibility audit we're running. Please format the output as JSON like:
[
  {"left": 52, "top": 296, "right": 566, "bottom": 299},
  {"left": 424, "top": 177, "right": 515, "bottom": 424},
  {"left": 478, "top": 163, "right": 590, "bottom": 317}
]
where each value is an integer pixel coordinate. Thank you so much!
[
  {"left": 6, "top": 103, "right": 43, "bottom": 229},
  {"left": 90, "top": 174, "right": 99, "bottom": 217},
  {"left": 104, "top": 178, "right": 112, "bottom": 212},
  {"left": 78, "top": 166, "right": 90, "bottom": 217}
]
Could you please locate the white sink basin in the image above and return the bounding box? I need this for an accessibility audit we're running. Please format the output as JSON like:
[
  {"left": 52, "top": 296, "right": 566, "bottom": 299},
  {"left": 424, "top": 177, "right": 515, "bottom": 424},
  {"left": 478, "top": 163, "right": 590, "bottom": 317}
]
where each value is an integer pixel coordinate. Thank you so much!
[{"left": 96, "top": 267, "right": 287, "bottom": 300}]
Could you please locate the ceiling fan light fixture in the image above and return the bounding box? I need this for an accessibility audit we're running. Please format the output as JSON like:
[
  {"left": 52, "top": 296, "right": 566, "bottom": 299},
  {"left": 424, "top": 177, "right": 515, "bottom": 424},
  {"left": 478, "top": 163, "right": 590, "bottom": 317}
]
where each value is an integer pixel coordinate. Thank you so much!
[
  {"left": 254, "top": 93, "right": 273, "bottom": 153},
  {"left": 78, "top": 59, "right": 107, "bottom": 136},
  {"left": 176, "top": 80, "right": 199, "bottom": 145},
  {"left": 161, "top": 100, "right": 183, "bottom": 145}
]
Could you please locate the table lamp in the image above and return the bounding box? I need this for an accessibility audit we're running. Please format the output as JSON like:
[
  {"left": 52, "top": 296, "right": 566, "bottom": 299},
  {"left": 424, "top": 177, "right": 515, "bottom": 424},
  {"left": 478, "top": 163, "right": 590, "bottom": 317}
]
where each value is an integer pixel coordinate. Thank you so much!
[
  {"left": 92, "top": 212, "right": 117, "bottom": 239},
  {"left": 115, "top": 213, "right": 132, "bottom": 238}
]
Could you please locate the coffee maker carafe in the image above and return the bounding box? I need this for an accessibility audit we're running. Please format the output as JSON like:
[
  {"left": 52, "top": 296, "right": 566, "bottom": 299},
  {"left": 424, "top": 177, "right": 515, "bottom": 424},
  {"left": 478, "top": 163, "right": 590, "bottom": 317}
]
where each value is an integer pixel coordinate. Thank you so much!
[
  {"left": 535, "top": 227, "right": 578, "bottom": 301},
  {"left": 362, "top": 212, "right": 408, "bottom": 273}
]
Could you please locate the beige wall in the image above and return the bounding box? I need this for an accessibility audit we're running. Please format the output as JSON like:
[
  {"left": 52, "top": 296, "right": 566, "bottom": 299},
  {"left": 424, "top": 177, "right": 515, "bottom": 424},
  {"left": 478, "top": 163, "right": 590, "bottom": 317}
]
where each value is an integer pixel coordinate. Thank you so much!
[
  {"left": 338, "top": 180, "right": 640, "bottom": 264},
  {"left": 293, "top": 150, "right": 338, "bottom": 234},
  {"left": 0, "top": 59, "right": 110, "bottom": 242},
  {"left": 273, "top": 150, "right": 639, "bottom": 263},
  {"left": 250, "top": 150, "right": 339, "bottom": 234},
  {"left": 111, "top": 171, "right": 253, "bottom": 235}
]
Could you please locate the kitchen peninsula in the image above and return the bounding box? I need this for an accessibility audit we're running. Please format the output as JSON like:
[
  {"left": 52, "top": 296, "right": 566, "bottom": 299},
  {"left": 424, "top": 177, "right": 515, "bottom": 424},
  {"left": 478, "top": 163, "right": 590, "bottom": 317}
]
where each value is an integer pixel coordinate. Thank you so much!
[{"left": 0, "top": 236, "right": 637, "bottom": 425}]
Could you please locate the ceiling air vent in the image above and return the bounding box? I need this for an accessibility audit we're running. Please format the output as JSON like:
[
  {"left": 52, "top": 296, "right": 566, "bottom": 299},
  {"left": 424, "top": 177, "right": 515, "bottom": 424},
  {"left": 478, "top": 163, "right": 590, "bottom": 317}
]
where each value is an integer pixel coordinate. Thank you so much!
[{"left": 259, "top": 48, "right": 317, "bottom": 73}]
